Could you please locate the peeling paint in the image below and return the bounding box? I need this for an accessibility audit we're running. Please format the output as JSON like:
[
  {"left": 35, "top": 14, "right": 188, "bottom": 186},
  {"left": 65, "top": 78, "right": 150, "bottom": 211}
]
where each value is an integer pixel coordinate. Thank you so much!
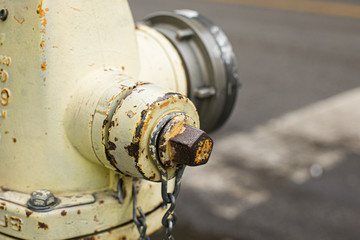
[
  {"left": 38, "top": 222, "right": 49, "bottom": 230},
  {"left": 124, "top": 92, "right": 185, "bottom": 177},
  {"left": 41, "top": 61, "right": 47, "bottom": 71},
  {"left": 25, "top": 210, "right": 33, "bottom": 218}
]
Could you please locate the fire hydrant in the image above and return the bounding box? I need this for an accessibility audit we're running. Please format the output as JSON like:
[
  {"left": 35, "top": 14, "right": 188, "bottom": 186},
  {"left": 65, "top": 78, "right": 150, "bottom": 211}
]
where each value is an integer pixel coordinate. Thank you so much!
[{"left": 0, "top": 1, "right": 238, "bottom": 239}]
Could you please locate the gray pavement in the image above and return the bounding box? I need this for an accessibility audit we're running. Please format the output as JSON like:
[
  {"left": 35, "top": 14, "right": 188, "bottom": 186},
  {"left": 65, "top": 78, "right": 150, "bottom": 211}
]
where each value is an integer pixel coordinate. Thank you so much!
[{"left": 129, "top": 0, "right": 360, "bottom": 239}]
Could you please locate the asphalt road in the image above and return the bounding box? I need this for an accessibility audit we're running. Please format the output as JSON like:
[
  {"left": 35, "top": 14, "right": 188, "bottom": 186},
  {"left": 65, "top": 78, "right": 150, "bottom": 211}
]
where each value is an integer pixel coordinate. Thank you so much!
[{"left": 129, "top": 0, "right": 360, "bottom": 239}]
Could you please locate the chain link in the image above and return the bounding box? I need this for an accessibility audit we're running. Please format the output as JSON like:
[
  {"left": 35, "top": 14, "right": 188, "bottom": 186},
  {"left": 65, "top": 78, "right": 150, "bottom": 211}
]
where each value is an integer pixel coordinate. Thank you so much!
[
  {"left": 160, "top": 166, "right": 185, "bottom": 240},
  {"left": 146, "top": 114, "right": 186, "bottom": 240},
  {"left": 125, "top": 113, "right": 187, "bottom": 240},
  {"left": 117, "top": 178, "right": 124, "bottom": 204},
  {"left": 132, "top": 178, "right": 150, "bottom": 240},
  {"left": 124, "top": 166, "right": 185, "bottom": 240}
]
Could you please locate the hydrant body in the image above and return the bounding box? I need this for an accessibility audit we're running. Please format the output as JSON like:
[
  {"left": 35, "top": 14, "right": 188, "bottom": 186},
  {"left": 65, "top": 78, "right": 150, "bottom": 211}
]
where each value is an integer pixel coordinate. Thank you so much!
[
  {"left": 0, "top": 1, "right": 179, "bottom": 239},
  {"left": 0, "top": 0, "right": 141, "bottom": 193},
  {"left": 0, "top": 0, "right": 238, "bottom": 239}
]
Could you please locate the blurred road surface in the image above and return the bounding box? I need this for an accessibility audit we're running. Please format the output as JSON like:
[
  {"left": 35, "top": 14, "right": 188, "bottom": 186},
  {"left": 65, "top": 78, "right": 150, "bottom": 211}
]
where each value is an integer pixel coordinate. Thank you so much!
[{"left": 129, "top": 0, "right": 360, "bottom": 239}]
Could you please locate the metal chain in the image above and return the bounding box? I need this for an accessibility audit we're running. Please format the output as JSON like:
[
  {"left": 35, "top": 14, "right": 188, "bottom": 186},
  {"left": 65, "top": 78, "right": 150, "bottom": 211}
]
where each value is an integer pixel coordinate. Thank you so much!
[
  {"left": 160, "top": 166, "right": 186, "bottom": 240},
  {"left": 132, "top": 178, "right": 150, "bottom": 240},
  {"left": 117, "top": 171, "right": 185, "bottom": 240},
  {"left": 117, "top": 178, "right": 124, "bottom": 204},
  {"left": 147, "top": 114, "right": 187, "bottom": 240},
  {"left": 119, "top": 166, "right": 185, "bottom": 240}
]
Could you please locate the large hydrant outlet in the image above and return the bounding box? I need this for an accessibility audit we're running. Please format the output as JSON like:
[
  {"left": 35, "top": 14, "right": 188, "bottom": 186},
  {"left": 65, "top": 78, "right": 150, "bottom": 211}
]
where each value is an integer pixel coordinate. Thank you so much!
[
  {"left": 141, "top": 10, "right": 240, "bottom": 133},
  {"left": 65, "top": 69, "right": 207, "bottom": 181}
]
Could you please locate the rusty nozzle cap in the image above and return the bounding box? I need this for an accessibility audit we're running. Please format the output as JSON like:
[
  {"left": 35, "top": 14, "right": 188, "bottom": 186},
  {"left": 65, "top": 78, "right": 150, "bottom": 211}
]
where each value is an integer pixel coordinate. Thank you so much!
[
  {"left": 170, "top": 124, "right": 213, "bottom": 166},
  {"left": 157, "top": 115, "right": 213, "bottom": 167}
]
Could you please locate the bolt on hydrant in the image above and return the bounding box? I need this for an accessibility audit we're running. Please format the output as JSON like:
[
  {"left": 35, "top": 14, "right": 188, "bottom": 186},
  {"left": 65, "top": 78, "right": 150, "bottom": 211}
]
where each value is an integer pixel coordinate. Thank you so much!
[{"left": 0, "top": 1, "right": 239, "bottom": 239}]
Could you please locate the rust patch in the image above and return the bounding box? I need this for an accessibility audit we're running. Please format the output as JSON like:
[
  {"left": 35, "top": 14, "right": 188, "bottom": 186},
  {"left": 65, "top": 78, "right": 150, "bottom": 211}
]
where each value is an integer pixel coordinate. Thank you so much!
[
  {"left": 124, "top": 141, "right": 140, "bottom": 163},
  {"left": 41, "top": 61, "right": 47, "bottom": 71},
  {"left": 103, "top": 118, "right": 109, "bottom": 127},
  {"left": 37, "top": 2, "right": 43, "bottom": 17},
  {"left": 4, "top": 131, "right": 9, "bottom": 134},
  {"left": 119, "top": 237, "right": 127, "bottom": 240},
  {"left": 94, "top": 216, "right": 99, "bottom": 222},
  {"left": 12, "top": 138, "right": 17, "bottom": 143},
  {"left": 38, "top": 222, "right": 49, "bottom": 230},
  {"left": 61, "top": 210, "right": 67, "bottom": 216},
  {"left": 25, "top": 210, "right": 33, "bottom": 218},
  {"left": 71, "top": 7, "right": 81, "bottom": 12},
  {"left": 77, "top": 210, "right": 81, "bottom": 215},
  {"left": 41, "top": 18, "right": 47, "bottom": 27},
  {"left": 149, "top": 173, "right": 156, "bottom": 181},
  {"left": 159, "top": 101, "right": 170, "bottom": 109},
  {"left": 37, "top": 1, "right": 49, "bottom": 17},
  {"left": 99, "top": 200, "right": 104, "bottom": 205},
  {"left": 0, "top": 202, "right": 6, "bottom": 210},
  {"left": 195, "top": 138, "right": 213, "bottom": 164},
  {"left": 169, "top": 125, "right": 213, "bottom": 166},
  {"left": 114, "top": 137, "right": 119, "bottom": 142},
  {"left": 108, "top": 141, "right": 116, "bottom": 151},
  {"left": 121, "top": 66, "right": 125, "bottom": 71}
]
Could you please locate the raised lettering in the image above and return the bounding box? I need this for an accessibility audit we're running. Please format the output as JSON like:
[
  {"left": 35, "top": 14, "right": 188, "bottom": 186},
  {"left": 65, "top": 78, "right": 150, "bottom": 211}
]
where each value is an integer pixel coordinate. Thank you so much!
[
  {"left": 0, "top": 203, "right": 6, "bottom": 211},
  {"left": 0, "top": 70, "right": 8, "bottom": 82},
  {"left": 1, "top": 88, "right": 10, "bottom": 106},
  {"left": 0, "top": 55, "right": 11, "bottom": 66},
  {"left": 10, "top": 217, "right": 23, "bottom": 232},
  {"left": 1, "top": 109, "right": 6, "bottom": 118},
  {"left": 0, "top": 215, "right": 8, "bottom": 228}
]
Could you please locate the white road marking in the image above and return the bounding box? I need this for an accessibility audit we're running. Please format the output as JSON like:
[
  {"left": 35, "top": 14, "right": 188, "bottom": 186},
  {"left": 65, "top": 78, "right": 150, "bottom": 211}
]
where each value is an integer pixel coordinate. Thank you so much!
[{"left": 183, "top": 87, "right": 360, "bottom": 220}]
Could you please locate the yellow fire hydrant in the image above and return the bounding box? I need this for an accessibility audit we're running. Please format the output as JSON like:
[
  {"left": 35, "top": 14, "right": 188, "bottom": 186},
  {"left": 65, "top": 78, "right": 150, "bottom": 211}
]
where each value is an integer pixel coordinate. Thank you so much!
[{"left": 0, "top": 0, "right": 238, "bottom": 239}]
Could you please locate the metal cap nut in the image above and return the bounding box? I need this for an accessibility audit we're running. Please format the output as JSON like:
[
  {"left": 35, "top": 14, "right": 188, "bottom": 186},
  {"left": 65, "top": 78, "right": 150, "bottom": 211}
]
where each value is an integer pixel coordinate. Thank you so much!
[
  {"left": 169, "top": 124, "right": 213, "bottom": 166},
  {"left": 28, "top": 190, "right": 57, "bottom": 210},
  {"left": 158, "top": 115, "right": 213, "bottom": 167}
]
